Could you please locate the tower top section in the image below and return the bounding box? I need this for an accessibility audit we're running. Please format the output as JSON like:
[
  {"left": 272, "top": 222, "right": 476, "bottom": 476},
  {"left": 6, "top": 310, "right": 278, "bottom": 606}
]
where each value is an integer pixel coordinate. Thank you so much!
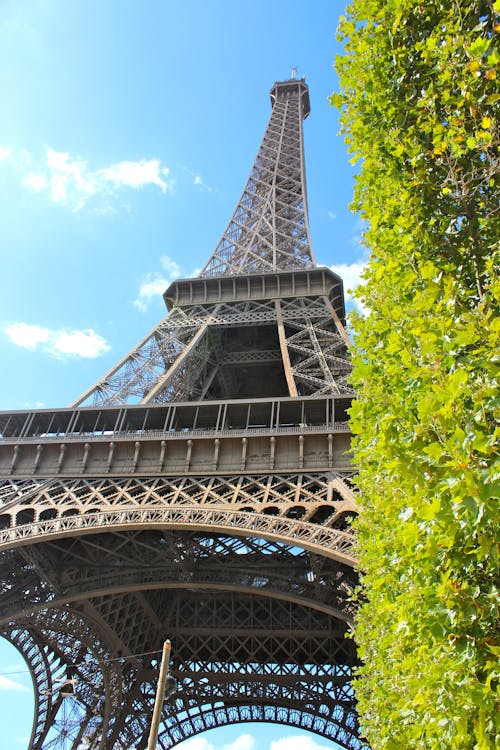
[
  {"left": 270, "top": 77, "right": 310, "bottom": 119},
  {"left": 69, "top": 78, "right": 351, "bottom": 410},
  {"left": 200, "top": 76, "right": 315, "bottom": 277}
]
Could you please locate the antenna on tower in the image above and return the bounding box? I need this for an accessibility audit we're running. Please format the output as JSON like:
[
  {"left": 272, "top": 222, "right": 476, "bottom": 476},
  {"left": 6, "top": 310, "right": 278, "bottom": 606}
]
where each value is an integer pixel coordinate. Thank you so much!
[{"left": 291, "top": 66, "right": 297, "bottom": 79}]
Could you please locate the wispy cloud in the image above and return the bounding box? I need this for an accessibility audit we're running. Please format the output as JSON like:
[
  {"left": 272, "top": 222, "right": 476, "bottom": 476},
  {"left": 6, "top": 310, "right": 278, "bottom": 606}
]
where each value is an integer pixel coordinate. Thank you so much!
[
  {"left": 193, "top": 173, "right": 213, "bottom": 192},
  {"left": 133, "top": 255, "right": 181, "bottom": 312},
  {"left": 22, "top": 401, "right": 45, "bottom": 409},
  {"left": 3, "top": 322, "right": 110, "bottom": 359},
  {"left": 0, "top": 146, "right": 221, "bottom": 211},
  {"left": 0, "top": 675, "right": 29, "bottom": 692},
  {"left": 0, "top": 145, "right": 173, "bottom": 211},
  {"left": 349, "top": 217, "right": 367, "bottom": 252},
  {"left": 330, "top": 216, "right": 370, "bottom": 315},
  {"left": 4, "top": 323, "right": 50, "bottom": 349},
  {"left": 133, "top": 274, "right": 170, "bottom": 313},
  {"left": 23, "top": 149, "right": 173, "bottom": 210},
  {"left": 0, "top": 145, "right": 13, "bottom": 161},
  {"left": 24, "top": 172, "right": 48, "bottom": 191},
  {"left": 178, "top": 734, "right": 255, "bottom": 750},
  {"left": 98, "top": 159, "right": 172, "bottom": 192},
  {"left": 160, "top": 256, "right": 182, "bottom": 278},
  {"left": 270, "top": 736, "right": 333, "bottom": 750},
  {"left": 225, "top": 737, "right": 255, "bottom": 750},
  {"left": 327, "top": 210, "right": 336, "bottom": 220},
  {"left": 177, "top": 734, "right": 334, "bottom": 750},
  {"left": 331, "top": 259, "right": 367, "bottom": 299},
  {"left": 331, "top": 259, "right": 369, "bottom": 315}
]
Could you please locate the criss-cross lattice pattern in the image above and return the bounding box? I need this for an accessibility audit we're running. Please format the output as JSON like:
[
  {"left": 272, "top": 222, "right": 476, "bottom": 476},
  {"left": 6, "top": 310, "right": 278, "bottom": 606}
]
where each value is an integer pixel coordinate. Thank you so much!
[
  {"left": 3, "top": 609, "right": 124, "bottom": 749},
  {"left": 0, "top": 473, "right": 356, "bottom": 543},
  {"left": 73, "top": 294, "right": 352, "bottom": 407},
  {"left": 70, "top": 78, "right": 342, "bottom": 410},
  {"left": 2, "top": 592, "right": 361, "bottom": 750},
  {"left": 200, "top": 79, "right": 314, "bottom": 277},
  {"left": 0, "top": 78, "right": 365, "bottom": 749}
]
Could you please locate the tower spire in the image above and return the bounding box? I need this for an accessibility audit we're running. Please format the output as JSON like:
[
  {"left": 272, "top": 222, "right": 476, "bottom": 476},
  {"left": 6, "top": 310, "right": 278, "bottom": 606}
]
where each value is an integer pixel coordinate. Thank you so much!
[{"left": 200, "top": 77, "right": 314, "bottom": 277}]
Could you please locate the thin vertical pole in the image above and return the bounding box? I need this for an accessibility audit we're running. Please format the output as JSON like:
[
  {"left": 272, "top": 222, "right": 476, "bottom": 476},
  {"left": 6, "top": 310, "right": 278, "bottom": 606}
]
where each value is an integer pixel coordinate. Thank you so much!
[{"left": 147, "top": 640, "right": 171, "bottom": 750}]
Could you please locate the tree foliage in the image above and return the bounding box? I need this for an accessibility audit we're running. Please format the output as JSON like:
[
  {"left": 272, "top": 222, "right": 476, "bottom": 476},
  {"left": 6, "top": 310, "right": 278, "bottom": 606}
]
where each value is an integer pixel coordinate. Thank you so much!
[{"left": 331, "top": 1, "right": 499, "bottom": 747}]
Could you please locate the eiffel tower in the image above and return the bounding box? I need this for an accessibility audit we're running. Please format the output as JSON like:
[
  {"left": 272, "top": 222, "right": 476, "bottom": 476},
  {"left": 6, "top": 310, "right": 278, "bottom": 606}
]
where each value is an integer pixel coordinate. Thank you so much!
[{"left": 0, "top": 76, "right": 363, "bottom": 749}]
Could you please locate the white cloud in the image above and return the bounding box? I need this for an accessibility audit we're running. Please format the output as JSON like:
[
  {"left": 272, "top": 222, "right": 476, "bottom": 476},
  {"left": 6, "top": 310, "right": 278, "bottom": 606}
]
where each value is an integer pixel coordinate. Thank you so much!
[
  {"left": 331, "top": 259, "right": 369, "bottom": 315},
  {"left": 349, "top": 217, "right": 367, "bottom": 251},
  {"left": 51, "top": 329, "right": 110, "bottom": 358},
  {"left": 46, "top": 148, "right": 94, "bottom": 204},
  {"left": 0, "top": 145, "right": 13, "bottom": 162},
  {"left": 97, "top": 159, "right": 172, "bottom": 193},
  {"left": 226, "top": 736, "right": 255, "bottom": 750},
  {"left": 21, "top": 148, "right": 173, "bottom": 210},
  {"left": 4, "top": 323, "right": 51, "bottom": 349},
  {"left": 24, "top": 173, "right": 48, "bottom": 191},
  {"left": 327, "top": 211, "right": 336, "bottom": 220},
  {"left": 133, "top": 255, "right": 181, "bottom": 312},
  {"left": 133, "top": 274, "right": 170, "bottom": 312},
  {"left": 331, "top": 260, "right": 366, "bottom": 299},
  {"left": 192, "top": 173, "right": 213, "bottom": 192},
  {"left": 160, "top": 256, "right": 181, "bottom": 277},
  {"left": 0, "top": 675, "right": 29, "bottom": 692},
  {"left": 4, "top": 323, "right": 110, "bottom": 359},
  {"left": 178, "top": 736, "right": 331, "bottom": 750},
  {"left": 177, "top": 740, "right": 210, "bottom": 750},
  {"left": 270, "top": 736, "right": 332, "bottom": 750},
  {"left": 178, "top": 735, "right": 255, "bottom": 750},
  {"left": 92, "top": 204, "right": 116, "bottom": 217}
]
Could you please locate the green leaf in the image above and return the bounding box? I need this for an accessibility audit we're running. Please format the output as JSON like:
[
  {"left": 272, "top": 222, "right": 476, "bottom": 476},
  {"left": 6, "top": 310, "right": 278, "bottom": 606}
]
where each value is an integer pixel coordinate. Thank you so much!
[
  {"left": 468, "top": 37, "right": 490, "bottom": 57},
  {"left": 424, "top": 442, "right": 444, "bottom": 461},
  {"left": 332, "top": 2, "right": 499, "bottom": 746},
  {"left": 419, "top": 496, "right": 441, "bottom": 520}
]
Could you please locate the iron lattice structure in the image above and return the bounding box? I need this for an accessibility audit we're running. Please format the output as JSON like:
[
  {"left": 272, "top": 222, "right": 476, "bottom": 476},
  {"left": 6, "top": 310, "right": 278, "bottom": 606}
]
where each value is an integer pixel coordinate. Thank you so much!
[{"left": 0, "top": 77, "right": 364, "bottom": 749}]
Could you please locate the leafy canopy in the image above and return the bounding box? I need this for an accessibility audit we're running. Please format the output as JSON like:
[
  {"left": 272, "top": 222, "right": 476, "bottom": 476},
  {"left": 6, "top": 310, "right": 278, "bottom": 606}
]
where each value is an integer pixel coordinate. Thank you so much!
[{"left": 332, "top": 1, "right": 499, "bottom": 747}]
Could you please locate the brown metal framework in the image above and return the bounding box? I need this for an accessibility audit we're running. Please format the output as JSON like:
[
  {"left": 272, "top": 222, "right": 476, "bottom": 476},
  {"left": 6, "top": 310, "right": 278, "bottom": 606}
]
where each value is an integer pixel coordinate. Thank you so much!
[{"left": 0, "top": 77, "right": 364, "bottom": 749}]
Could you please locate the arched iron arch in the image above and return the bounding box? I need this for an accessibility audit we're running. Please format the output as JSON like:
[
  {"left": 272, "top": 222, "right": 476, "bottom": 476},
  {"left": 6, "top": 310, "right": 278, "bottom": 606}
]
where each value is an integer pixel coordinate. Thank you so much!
[
  {"left": 0, "top": 522, "right": 360, "bottom": 749},
  {"left": 0, "top": 506, "right": 357, "bottom": 567},
  {"left": 162, "top": 704, "right": 364, "bottom": 749}
]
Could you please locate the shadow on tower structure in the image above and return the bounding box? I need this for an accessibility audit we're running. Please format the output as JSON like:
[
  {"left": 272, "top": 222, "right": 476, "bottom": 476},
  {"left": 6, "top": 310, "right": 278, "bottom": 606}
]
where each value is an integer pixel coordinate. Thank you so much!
[{"left": 0, "top": 77, "right": 366, "bottom": 749}]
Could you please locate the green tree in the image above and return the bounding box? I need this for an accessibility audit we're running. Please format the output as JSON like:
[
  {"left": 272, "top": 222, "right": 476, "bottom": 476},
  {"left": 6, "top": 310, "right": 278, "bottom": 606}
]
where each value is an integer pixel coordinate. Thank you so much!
[{"left": 331, "top": 1, "right": 499, "bottom": 747}]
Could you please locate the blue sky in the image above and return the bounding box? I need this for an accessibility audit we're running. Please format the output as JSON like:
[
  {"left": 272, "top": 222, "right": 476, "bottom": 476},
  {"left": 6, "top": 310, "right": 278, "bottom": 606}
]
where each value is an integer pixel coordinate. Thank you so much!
[{"left": 0, "top": 1, "right": 363, "bottom": 747}]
